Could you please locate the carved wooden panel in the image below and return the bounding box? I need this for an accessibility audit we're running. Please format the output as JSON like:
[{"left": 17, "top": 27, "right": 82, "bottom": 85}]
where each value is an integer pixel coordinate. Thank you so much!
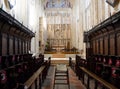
[
  {"left": 95, "top": 39, "right": 97, "bottom": 54},
  {"left": 0, "top": 33, "right": 2, "bottom": 55},
  {"left": 22, "top": 41, "right": 24, "bottom": 54},
  {"left": 96, "top": 40, "right": 99, "bottom": 54},
  {"left": 24, "top": 41, "right": 26, "bottom": 53},
  {"left": 15, "top": 37, "right": 18, "bottom": 54},
  {"left": 28, "top": 41, "right": 29, "bottom": 53},
  {"left": 100, "top": 38, "right": 103, "bottom": 54},
  {"left": 28, "top": 41, "right": 30, "bottom": 51},
  {"left": 21, "top": 41, "right": 23, "bottom": 54},
  {"left": 24, "top": 41, "right": 25, "bottom": 53},
  {"left": 19, "top": 39, "right": 21, "bottom": 54},
  {"left": 90, "top": 41, "right": 93, "bottom": 54},
  {"left": 117, "top": 33, "right": 120, "bottom": 55},
  {"left": 91, "top": 40, "right": 93, "bottom": 54},
  {"left": 104, "top": 36, "right": 108, "bottom": 55},
  {"left": 9, "top": 35, "right": 13, "bottom": 55},
  {"left": 92, "top": 40, "right": 96, "bottom": 54},
  {"left": 2, "top": 33, "right": 7, "bottom": 56},
  {"left": 110, "top": 34, "right": 115, "bottom": 55},
  {"left": 25, "top": 41, "right": 27, "bottom": 53},
  {"left": 26, "top": 41, "right": 28, "bottom": 53}
]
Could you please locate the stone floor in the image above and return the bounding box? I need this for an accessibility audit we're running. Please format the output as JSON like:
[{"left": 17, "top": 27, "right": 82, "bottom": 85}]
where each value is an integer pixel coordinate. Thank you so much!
[{"left": 42, "top": 66, "right": 86, "bottom": 89}]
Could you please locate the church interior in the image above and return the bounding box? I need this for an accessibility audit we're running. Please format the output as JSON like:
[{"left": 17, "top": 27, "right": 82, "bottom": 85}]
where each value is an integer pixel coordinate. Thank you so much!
[{"left": 0, "top": 0, "right": 120, "bottom": 89}]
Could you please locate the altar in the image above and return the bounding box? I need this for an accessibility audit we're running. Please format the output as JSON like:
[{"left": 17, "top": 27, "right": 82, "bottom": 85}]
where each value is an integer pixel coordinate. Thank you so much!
[{"left": 52, "top": 45, "right": 65, "bottom": 52}]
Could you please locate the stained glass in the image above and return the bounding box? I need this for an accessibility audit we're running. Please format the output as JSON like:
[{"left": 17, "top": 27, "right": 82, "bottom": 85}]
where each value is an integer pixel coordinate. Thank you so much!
[{"left": 45, "top": 0, "right": 72, "bottom": 9}]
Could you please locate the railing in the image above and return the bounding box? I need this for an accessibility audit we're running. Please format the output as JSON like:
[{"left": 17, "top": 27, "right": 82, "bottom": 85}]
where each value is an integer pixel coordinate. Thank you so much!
[
  {"left": 24, "top": 58, "right": 51, "bottom": 89},
  {"left": 79, "top": 67, "right": 118, "bottom": 89},
  {"left": 74, "top": 55, "right": 119, "bottom": 89},
  {"left": 69, "top": 57, "right": 76, "bottom": 72},
  {"left": 24, "top": 66, "right": 45, "bottom": 89}
]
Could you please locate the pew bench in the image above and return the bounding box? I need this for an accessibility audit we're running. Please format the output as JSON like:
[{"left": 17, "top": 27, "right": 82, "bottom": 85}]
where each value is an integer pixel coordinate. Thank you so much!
[
  {"left": 53, "top": 64, "right": 70, "bottom": 89},
  {"left": 24, "top": 66, "right": 45, "bottom": 89},
  {"left": 80, "top": 67, "right": 118, "bottom": 89},
  {"left": 24, "top": 58, "right": 51, "bottom": 89}
]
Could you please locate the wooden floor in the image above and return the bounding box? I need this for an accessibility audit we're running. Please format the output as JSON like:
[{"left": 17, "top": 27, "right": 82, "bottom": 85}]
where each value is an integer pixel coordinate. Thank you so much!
[{"left": 42, "top": 66, "right": 86, "bottom": 89}]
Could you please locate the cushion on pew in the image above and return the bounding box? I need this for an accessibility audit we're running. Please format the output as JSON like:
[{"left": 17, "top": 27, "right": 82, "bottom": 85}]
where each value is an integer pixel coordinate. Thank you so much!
[
  {"left": 15, "top": 65, "right": 25, "bottom": 83},
  {"left": 0, "top": 56, "right": 1, "bottom": 69},
  {"left": 7, "top": 67, "right": 17, "bottom": 89},
  {"left": 116, "top": 58, "right": 120, "bottom": 67},
  {"left": 0, "top": 70, "right": 7, "bottom": 84}
]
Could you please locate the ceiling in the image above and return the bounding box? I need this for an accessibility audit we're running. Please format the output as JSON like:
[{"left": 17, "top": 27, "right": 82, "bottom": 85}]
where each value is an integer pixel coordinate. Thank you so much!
[{"left": 43, "top": 0, "right": 73, "bottom": 9}]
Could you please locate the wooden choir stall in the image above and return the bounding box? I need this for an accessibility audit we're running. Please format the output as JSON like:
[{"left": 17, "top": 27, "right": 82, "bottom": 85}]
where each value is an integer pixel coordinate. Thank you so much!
[
  {"left": 0, "top": 9, "right": 51, "bottom": 89},
  {"left": 69, "top": 10, "right": 120, "bottom": 89}
]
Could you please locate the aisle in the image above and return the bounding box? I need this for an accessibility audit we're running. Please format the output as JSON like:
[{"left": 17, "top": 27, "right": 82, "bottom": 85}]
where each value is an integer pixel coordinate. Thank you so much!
[
  {"left": 42, "top": 66, "right": 86, "bottom": 89},
  {"left": 52, "top": 53, "right": 65, "bottom": 58}
]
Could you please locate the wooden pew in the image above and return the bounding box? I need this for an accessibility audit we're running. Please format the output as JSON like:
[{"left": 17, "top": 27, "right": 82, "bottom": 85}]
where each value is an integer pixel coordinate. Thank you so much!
[
  {"left": 69, "top": 57, "right": 76, "bottom": 72},
  {"left": 75, "top": 55, "right": 87, "bottom": 79},
  {"left": 0, "top": 53, "right": 51, "bottom": 89},
  {"left": 23, "top": 58, "right": 51, "bottom": 89},
  {"left": 75, "top": 55, "right": 119, "bottom": 89},
  {"left": 24, "top": 66, "right": 45, "bottom": 89},
  {"left": 80, "top": 67, "right": 118, "bottom": 89}
]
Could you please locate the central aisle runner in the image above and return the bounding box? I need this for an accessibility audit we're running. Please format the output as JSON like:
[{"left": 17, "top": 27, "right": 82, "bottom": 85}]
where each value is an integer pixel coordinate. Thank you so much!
[{"left": 42, "top": 66, "right": 86, "bottom": 89}]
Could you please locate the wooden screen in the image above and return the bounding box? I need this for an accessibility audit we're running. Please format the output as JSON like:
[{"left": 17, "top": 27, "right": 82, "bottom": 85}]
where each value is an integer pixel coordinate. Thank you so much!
[
  {"left": 19, "top": 39, "right": 21, "bottom": 54},
  {"left": 92, "top": 40, "right": 96, "bottom": 54},
  {"left": 15, "top": 37, "right": 18, "bottom": 54},
  {"left": 28, "top": 41, "right": 30, "bottom": 51},
  {"left": 9, "top": 35, "right": 13, "bottom": 55},
  {"left": 2, "top": 33, "right": 7, "bottom": 56},
  {"left": 96, "top": 40, "right": 99, "bottom": 54},
  {"left": 117, "top": 33, "right": 120, "bottom": 55},
  {"left": 110, "top": 34, "right": 115, "bottom": 55},
  {"left": 104, "top": 36, "right": 108, "bottom": 55},
  {"left": 25, "top": 41, "right": 27, "bottom": 53},
  {"left": 24, "top": 41, "right": 26, "bottom": 53},
  {"left": 26, "top": 41, "right": 28, "bottom": 53},
  {"left": 100, "top": 38, "right": 103, "bottom": 54},
  {"left": 22, "top": 41, "right": 24, "bottom": 54},
  {"left": 21, "top": 41, "right": 23, "bottom": 54}
]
